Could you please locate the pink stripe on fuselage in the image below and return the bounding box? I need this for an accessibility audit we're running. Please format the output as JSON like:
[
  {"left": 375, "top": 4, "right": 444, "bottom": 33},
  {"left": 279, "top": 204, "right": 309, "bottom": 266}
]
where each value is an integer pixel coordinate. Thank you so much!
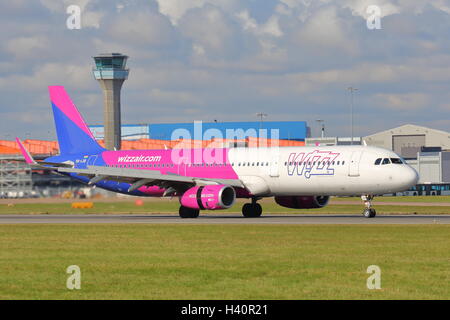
[
  {"left": 101, "top": 148, "right": 239, "bottom": 180},
  {"left": 48, "top": 86, "right": 95, "bottom": 138}
]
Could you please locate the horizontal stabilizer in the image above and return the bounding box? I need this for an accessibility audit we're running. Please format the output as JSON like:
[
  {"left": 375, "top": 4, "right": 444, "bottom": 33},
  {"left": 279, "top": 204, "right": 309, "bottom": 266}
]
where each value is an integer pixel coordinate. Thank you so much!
[{"left": 15, "top": 138, "right": 36, "bottom": 165}]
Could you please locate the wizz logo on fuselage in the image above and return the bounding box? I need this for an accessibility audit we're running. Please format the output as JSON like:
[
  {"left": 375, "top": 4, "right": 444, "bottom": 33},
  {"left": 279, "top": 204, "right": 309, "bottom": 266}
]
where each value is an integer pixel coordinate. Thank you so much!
[{"left": 287, "top": 150, "right": 340, "bottom": 179}]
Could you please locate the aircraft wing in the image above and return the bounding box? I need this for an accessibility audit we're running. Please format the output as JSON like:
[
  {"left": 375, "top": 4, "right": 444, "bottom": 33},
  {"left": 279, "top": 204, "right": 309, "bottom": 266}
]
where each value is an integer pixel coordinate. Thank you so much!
[{"left": 57, "top": 165, "right": 245, "bottom": 192}]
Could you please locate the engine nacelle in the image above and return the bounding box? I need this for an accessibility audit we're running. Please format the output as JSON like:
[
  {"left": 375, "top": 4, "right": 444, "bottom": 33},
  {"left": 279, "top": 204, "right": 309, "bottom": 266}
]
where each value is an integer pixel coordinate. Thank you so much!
[
  {"left": 275, "top": 196, "right": 330, "bottom": 209},
  {"left": 180, "top": 185, "right": 236, "bottom": 210}
]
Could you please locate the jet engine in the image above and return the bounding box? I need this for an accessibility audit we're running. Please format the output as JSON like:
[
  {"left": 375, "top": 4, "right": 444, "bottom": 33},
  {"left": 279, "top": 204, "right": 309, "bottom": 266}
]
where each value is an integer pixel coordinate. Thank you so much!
[
  {"left": 274, "top": 196, "right": 330, "bottom": 209},
  {"left": 179, "top": 185, "right": 236, "bottom": 210}
]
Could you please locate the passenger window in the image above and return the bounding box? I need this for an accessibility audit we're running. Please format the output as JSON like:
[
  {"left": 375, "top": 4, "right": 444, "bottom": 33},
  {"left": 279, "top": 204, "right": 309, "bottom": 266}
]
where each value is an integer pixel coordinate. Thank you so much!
[
  {"left": 342, "top": 161, "right": 345, "bottom": 165},
  {"left": 382, "top": 158, "right": 390, "bottom": 165},
  {"left": 374, "top": 158, "right": 382, "bottom": 165}
]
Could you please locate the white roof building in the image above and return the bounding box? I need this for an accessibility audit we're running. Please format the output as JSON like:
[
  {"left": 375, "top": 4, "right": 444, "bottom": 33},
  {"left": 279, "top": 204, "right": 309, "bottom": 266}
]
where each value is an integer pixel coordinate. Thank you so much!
[{"left": 364, "top": 124, "right": 450, "bottom": 159}]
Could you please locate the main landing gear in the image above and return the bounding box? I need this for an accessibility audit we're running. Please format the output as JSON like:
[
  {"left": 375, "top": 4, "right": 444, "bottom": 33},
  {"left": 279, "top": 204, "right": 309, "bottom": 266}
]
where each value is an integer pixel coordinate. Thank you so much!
[
  {"left": 179, "top": 206, "right": 199, "bottom": 218},
  {"left": 242, "top": 198, "right": 262, "bottom": 218},
  {"left": 361, "top": 195, "right": 376, "bottom": 218}
]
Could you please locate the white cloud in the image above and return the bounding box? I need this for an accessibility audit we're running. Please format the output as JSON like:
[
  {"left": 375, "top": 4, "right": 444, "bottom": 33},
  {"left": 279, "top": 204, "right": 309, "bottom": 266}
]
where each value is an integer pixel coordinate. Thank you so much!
[
  {"left": 374, "top": 93, "right": 429, "bottom": 110},
  {"left": 292, "top": 6, "right": 359, "bottom": 56},
  {"left": 237, "top": 10, "right": 283, "bottom": 37},
  {"left": 39, "top": 0, "right": 91, "bottom": 12},
  {"left": 40, "top": 0, "right": 103, "bottom": 28},
  {"left": 341, "top": 0, "right": 401, "bottom": 18},
  {"left": 155, "top": 0, "right": 241, "bottom": 25},
  {"left": 179, "top": 5, "right": 238, "bottom": 58},
  {"left": 156, "top": 0, "right": 207, "bottom": 25},
  {"left": 0, "top": 62, "right": 94, "bottom": 92},
  {"left": 5, "top": 36, "right": 49, "bottom": 59},
  {"left": 106, "top": 10, "right": 174, "bottom": 47},
  {"left": 430, "top": 0, "right": 450, "bottom": 14},
  {"left": 277, "top": 0, "right": 450, "bottom": 21}
]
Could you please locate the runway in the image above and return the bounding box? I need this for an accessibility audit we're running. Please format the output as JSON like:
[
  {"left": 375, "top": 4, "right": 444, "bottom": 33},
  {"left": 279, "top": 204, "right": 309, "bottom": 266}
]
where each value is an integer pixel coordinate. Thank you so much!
[{"left": 0, "top": 214, "right": 449, "bottom": 224}]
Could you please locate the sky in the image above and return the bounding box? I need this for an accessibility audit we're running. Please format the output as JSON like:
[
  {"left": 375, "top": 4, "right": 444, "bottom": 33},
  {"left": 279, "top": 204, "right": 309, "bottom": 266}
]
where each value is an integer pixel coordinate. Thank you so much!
[{"left": 1, "top": 0, "right": 449, "bottom": 140}]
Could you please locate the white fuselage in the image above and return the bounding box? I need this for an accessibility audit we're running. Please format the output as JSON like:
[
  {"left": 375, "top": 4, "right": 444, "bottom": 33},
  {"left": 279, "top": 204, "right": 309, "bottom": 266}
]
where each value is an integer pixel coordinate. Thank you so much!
[{"left": 228, "top": 145, "right": 419, "bottom": 197}]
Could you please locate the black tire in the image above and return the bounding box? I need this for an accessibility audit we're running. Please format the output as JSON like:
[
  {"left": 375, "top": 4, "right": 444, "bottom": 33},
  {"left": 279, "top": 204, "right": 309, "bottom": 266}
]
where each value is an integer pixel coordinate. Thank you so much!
[
  {"left": 179, "top": 206, "right": 200, "bottom": 218},
  {"left": 242, "top": 203, "right": 263, "bottom": 218},
  {"left": 253, "top": 203, "right": 262, "bottom": 217},
  {"left": 242, "top": 203, "right": 252, "bottom": 217},
  {"left": 363, "top": 208, "right": 376, "bottom": 218}
]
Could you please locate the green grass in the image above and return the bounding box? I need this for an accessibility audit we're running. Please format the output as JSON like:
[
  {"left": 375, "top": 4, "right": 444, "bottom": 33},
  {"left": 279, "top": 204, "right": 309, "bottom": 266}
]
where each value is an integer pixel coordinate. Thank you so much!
[
  {"left": 0, "top": 201, "right": 182, "bottom": 215},
  {"left": 334, "top": 195, "right": 450, "bottom": 203},
  {"left": 1, "top": 199, "right": 450, "bottom": 215},
  {"left": 0, "top": 224, "right": 448, "bottom": 299}
]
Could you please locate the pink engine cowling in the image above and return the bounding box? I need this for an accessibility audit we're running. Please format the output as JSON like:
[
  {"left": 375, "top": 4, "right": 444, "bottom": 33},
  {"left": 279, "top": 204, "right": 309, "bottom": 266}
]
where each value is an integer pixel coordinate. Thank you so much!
[
  {"left": 275, "top": 196, "right": 330, "bottom": 209},
  {"left": 179, "top": 185, "right": 236, "bottom": 210}
]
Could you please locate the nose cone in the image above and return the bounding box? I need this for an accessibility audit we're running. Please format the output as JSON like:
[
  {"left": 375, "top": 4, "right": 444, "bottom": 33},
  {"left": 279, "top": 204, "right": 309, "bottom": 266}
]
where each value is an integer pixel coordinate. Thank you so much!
[{"left": 403, "top": 166, "right": 419, "bottom": 189}]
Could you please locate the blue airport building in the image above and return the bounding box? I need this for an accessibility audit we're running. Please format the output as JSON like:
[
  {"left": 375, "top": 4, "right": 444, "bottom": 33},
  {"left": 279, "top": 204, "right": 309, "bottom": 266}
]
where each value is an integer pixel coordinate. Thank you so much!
[{"left": 89, "top": 121, "right": 310, "bottom": 141}]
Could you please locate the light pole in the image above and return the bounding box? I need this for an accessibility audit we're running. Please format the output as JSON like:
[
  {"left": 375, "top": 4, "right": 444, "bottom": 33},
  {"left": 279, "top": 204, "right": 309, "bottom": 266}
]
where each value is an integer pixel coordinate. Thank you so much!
[
  {"left": 256, "top": 113, "right": 268, "bottom": 131},
  {"left": 316, "top": 119, "right": 325, "bottom": 138},
  {"left": 256, "top": 113, "right": 268, "bottom": 147},
  {"left": 347, "top": 87, "right": 358, "bottom": 145}
]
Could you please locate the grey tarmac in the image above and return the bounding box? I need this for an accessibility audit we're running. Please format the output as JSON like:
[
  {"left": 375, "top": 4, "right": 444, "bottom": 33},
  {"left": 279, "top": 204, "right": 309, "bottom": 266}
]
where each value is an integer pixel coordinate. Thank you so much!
[{"left": 0, "top": 214, "right": 449, "bottom": 224}]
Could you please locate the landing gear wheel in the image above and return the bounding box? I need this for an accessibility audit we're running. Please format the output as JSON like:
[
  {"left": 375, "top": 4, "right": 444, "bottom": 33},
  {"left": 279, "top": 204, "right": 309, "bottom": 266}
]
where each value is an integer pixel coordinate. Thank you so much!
[
  {"left": 179, "top": 206, "right": 200, "bottom": 218},
  {"left": 361, "top": 195, "right": 376, "bottom": 218},
  {"left": 363, "top": 208, "right": 376, "bottom": 218},
  {"left": 242, "top": 203, "right": 262, "bottom": 218}
]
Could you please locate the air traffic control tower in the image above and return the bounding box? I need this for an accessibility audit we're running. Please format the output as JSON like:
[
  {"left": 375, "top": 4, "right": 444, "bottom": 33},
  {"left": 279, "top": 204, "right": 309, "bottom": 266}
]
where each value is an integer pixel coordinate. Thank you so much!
[{"left": 93, "top": 53, "right": 129, "bottom": 150}]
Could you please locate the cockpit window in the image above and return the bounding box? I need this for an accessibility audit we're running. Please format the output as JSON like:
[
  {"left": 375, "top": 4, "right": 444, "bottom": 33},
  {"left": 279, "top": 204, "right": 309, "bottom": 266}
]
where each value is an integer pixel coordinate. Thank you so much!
[
  {"left": 390, "top": 158, "right": 403, "bottom": 164},
  {"left": 382, "top": 158, "right": 391, "bottom": 165},
  {"left": 374, "top": 158, "right": 382, "bottom": 165}
]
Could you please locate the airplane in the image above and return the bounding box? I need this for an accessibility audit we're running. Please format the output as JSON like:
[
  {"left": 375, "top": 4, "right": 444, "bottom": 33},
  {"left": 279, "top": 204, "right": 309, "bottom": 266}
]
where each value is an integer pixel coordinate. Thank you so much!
[{"left": 16, "top": 86, "right": 419, "bottom": 218}]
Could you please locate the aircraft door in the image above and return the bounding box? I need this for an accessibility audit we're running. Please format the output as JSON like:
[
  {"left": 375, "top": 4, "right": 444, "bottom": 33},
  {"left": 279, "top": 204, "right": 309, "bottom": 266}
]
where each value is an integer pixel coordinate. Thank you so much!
[
  {"left": 269, "top": 151, "right": 280, "bottom": 177},
  {"left": 348, "top": 151, "right": 363, "bottom": 177},
  {"left": 177, "top": 159, "right": 187, "bottom": 176}
]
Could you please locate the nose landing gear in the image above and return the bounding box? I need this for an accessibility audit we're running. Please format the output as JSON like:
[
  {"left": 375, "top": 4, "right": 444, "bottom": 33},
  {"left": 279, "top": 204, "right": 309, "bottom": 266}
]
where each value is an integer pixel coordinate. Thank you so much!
[{"left": 361, "top": 195, "right": 376, "bottom": 218}]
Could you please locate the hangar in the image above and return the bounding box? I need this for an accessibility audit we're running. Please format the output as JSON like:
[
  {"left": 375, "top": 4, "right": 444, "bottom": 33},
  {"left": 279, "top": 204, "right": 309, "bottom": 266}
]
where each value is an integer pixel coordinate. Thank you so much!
[{"left": 363, "top": 124, "right": 450, "bottom": 159}]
